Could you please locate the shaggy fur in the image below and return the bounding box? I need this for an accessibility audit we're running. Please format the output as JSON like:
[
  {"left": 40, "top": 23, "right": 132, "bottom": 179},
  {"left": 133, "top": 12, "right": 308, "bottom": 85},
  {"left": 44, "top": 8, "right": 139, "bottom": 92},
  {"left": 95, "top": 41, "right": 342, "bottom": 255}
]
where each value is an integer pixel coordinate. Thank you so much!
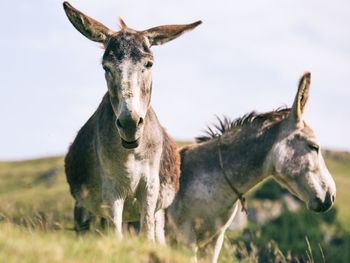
[{"left": 195, "top": 108, "right": 290, "bottom": 143}]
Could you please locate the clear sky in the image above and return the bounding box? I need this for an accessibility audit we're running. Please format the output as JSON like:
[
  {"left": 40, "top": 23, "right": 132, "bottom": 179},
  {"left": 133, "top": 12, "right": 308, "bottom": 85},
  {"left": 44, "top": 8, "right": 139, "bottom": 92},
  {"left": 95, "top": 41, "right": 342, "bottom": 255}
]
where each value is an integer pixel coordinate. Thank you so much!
[{"left": 1, "top": 0, "right": 349, "bottom": 160}]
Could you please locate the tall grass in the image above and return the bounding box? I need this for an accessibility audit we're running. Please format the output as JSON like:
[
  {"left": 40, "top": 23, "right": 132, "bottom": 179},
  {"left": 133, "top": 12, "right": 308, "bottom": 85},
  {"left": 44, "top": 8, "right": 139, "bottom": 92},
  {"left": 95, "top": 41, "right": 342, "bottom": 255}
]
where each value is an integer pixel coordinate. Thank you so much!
[{"left": 0, "top": 222, "right": 193, "bottom": 263}]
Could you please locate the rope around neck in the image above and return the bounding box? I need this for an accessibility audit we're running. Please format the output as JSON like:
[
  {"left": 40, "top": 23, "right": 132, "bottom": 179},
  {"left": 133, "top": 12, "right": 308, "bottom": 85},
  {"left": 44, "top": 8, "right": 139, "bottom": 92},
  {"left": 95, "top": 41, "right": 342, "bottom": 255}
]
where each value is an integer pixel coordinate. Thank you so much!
[{"left": 217, "top": 136, "right": 248, "bottom": 214}]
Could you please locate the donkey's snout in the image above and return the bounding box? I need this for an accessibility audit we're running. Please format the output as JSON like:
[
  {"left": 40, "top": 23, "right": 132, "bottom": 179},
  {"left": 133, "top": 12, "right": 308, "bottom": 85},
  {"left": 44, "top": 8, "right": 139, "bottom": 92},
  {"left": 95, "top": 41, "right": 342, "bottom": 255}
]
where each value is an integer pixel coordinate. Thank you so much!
[
  {"left": 116, "top": 116, "right": 136, "bottom": 130},
  {"left": 115, "top": 111, "right": 144, "bottom": 148},
  {"left": 310, "top": 192, "right": 334, "bottom": 213},
  {"left": 116, "top": 117, "right": 144, "bottom": 133},
  {"left": 116, "top": 112, "right": 143, "bottom": 130},
  {"left": 323, "top": 192, "right": 333, "bottom": 210}
]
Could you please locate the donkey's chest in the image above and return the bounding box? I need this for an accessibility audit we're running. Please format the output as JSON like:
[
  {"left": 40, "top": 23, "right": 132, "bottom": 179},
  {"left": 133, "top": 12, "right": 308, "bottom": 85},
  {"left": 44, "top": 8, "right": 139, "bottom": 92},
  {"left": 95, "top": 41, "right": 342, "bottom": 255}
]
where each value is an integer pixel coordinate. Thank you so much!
[{"left": 100, "top": 151, "right": 160, "bottom": 194}]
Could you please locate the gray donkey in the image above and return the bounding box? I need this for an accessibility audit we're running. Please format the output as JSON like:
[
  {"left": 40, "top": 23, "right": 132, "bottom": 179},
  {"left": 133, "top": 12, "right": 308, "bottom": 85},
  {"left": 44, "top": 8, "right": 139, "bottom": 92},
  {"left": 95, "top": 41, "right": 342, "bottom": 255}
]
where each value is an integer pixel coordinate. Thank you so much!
[
  {"left": 63, "top": 2, "right": 201, "bottom": 242},
  {"left": 166, "top": 72, "right": 336, "bottom": 262}
]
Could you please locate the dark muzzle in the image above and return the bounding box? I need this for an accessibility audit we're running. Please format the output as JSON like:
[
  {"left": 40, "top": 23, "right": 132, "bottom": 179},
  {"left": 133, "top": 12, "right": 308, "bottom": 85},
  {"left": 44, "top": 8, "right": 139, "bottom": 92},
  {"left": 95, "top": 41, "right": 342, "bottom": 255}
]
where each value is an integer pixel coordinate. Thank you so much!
[
  {"left": 116, "top": 111, "right": 144, "bottom": 149},
  {"left": 311, "top": 192, "right": 334, "bottom": 213}
]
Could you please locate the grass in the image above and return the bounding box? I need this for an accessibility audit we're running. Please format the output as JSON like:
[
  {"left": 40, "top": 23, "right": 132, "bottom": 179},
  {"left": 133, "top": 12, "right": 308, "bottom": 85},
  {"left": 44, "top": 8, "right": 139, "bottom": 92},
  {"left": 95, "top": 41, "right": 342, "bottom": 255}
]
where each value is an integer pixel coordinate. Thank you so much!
[
  {"left": 0, "top": 155, "right": 195, "bottom": 262},
  {"left": 322, "top": 156, "right": 350, "bottom": 230},
  {"left": 0, "top": 222, "right": 193, "bottom": 263},
  {"left": 0, "top": 145, "right": 349, "bottom": 262}
]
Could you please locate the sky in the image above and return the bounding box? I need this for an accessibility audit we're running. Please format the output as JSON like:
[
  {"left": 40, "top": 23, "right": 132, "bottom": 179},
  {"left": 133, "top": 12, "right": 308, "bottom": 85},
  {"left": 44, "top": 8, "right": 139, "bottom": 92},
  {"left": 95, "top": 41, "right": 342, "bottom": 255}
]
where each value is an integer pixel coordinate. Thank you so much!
[{"left": 0, "top": 0, "right": 349, "bottom": 160}]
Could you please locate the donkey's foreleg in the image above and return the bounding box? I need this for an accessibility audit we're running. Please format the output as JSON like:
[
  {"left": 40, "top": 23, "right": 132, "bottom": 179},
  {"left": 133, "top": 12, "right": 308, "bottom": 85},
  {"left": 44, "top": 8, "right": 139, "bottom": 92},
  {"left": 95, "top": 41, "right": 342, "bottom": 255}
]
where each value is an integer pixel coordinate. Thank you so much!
[
  {"left": 155, "top": 209, "right": 166, "bottom": 245},
  {"left": 198, "top": 203, "right": 239, "bottom": 262},
  {"left": 102, "top": 178, "right": 125, "bottom": 238},
  {"left": 198, "top": 231, "right": 225, "bottom": 263},
  {"left": 111, "top": 198, "right": 124, "bottom": 239},
  {"left": 140, "top": 176, "right": 160, "bottom": 241},
  {"left": 101, "top": 198, "right": 125, "bottom": 238}
]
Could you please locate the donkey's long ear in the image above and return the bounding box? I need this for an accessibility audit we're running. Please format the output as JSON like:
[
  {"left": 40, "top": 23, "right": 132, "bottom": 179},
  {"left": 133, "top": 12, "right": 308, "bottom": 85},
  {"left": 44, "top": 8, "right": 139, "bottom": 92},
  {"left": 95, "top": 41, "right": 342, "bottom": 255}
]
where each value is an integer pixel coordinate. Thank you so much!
[
  {"left": 290, "top": 72, "right": 311, "bottom": 122},
  {"left": 143, "top": 20, "right": 202, "bottom": 46},
  {"left": 63, "top": 2, "right": 114, "bottom": 44}
]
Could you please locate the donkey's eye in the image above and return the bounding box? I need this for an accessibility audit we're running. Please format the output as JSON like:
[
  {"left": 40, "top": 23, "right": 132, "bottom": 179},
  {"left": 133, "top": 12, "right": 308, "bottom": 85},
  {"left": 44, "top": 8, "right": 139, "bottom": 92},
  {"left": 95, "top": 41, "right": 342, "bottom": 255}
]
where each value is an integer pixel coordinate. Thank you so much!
[
  {"left": 308, "top": 143, "right": 319, "bottom": 153},
  {"left": 145, "top": 61, "right": 153, "bottom": 69}
]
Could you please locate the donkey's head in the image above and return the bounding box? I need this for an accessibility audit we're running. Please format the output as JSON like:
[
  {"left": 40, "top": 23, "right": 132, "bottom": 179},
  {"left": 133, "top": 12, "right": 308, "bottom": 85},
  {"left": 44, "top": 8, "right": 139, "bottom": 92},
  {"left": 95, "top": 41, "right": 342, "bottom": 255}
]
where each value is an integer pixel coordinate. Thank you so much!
[
  {"left": 63, "top": 2, "right": 201, "bottom": 149},
  {"left": 269, "top": 72, "right": 336, "bottom": 212}
]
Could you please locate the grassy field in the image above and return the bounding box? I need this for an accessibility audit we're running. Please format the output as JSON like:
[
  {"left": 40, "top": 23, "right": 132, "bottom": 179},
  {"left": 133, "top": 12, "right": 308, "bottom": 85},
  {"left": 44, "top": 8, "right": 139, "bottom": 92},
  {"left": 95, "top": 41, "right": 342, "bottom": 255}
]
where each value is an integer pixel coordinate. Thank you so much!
[
  {"left": 0, "top": 222, "right": 193, "bottom": 263},
  {"left": 0, "top": 155, "right": 195, "bottom": 263},
  {"left": 0, "top": 147, "right": 349, "bottom": 262},
  {"left": 322, "top": 154, "right": 350, "bottom": 230}
]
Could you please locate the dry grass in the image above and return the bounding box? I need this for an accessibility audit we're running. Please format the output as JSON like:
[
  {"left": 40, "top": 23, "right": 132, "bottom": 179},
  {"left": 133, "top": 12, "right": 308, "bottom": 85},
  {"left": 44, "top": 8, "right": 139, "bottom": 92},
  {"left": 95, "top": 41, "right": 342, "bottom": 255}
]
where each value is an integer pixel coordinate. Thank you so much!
[{"left": 0, "top": 146, "right": 349, "bottom": 262}]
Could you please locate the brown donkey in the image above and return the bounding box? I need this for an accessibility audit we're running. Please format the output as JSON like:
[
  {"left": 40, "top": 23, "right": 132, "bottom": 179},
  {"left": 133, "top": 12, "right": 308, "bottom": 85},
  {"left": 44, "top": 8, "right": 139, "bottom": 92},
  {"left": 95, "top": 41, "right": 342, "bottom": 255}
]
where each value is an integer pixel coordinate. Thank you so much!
[
  {"left": 63, "top": 2, "right": 201, "bottom": 242},
  {"left": 166, "top": 72, "right": 336, "bottom": 262}
]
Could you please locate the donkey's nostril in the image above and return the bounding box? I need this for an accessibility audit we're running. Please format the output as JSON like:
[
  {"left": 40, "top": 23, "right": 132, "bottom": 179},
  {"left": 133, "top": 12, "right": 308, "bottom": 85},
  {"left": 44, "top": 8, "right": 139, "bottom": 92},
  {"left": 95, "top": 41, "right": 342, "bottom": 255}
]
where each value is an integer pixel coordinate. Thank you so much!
[
  {"left": 116, "top": 119, "right": 123, "bottom": 128},
  {"left": 331, "top": 194, "right": 335, "bottom": 203},
  {"left": 138, "top": 117, "right": 144, "bottom": 126}
]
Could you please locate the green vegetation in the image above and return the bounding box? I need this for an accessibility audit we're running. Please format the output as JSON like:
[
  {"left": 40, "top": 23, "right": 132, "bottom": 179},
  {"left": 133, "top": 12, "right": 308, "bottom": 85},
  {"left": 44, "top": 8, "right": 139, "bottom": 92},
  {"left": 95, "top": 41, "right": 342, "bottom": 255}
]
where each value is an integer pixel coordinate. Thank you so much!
[
  {"left": 226, "top": 207, "right": 350, "bottom": 262},
  {"left": 0, "top": 222, "right": 193, "bottom": 263},
  {"left": 253, "top": 178, "right": 285, "bottom": 200},
  {"left": 0, "top": 147, "right": 349, "bottom": 262},
  {"left": 322, "top": 156, "right": 350, "bottom": 231}
]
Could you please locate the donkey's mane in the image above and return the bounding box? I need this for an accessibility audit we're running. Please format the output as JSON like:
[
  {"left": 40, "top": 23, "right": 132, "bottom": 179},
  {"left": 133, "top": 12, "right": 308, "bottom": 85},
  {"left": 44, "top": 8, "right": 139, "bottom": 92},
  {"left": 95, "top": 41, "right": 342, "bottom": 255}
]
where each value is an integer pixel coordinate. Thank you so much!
[{"left": 195, "top": 107, "right": 290, "bottom": 143}]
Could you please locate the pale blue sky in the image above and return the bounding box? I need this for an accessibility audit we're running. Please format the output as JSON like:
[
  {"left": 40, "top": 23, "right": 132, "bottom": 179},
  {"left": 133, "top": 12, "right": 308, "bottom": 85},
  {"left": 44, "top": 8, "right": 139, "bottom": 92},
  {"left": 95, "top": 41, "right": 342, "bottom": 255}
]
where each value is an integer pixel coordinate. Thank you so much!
[{"left": 1, "top": 0, "right": 349, "bottom": 160}]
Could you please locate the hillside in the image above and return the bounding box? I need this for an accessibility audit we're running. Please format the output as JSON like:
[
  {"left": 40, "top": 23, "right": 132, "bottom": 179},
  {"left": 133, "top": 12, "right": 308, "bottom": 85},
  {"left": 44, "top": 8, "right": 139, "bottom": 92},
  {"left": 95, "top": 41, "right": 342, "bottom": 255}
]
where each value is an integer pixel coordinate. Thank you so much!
[{"left": 0, "top": 147, "right": 349, "bottom": 262}]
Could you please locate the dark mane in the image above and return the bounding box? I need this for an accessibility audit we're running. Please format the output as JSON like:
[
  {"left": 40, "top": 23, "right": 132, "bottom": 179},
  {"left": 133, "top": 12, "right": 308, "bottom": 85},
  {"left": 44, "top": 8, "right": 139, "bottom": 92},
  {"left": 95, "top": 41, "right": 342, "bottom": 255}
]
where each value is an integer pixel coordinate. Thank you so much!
[{"left": 195, "top": 107, "right": 290, "bottom": 143}]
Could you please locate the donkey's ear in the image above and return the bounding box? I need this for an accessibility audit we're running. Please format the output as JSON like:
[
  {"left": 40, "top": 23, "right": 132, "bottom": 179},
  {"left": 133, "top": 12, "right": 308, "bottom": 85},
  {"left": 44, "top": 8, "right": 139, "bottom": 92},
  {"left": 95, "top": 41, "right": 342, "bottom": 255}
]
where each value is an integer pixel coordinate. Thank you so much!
[
  {"left": 143, "top": 20, "right": 202, "bottom": 46},
  {"left": 290, "top": 72, "right": 311, "bottom": 122},
  {"left": 63, "top": 2, "right": 114, "bottom": 44}
]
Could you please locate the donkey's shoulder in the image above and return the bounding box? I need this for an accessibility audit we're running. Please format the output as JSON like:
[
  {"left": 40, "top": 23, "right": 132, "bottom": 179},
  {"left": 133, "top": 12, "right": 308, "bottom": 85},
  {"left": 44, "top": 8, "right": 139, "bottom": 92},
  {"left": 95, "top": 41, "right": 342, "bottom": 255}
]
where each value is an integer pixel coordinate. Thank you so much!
[{"left": 65, "top": 92, "right": 112, "bottom": 197}]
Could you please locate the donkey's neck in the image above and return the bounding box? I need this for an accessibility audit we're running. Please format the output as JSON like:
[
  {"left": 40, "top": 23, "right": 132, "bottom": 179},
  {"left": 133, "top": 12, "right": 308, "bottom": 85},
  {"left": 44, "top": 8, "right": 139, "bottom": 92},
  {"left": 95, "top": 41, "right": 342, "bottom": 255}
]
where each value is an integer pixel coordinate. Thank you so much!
[
  {"left": 216, "top": 122, "right": 281, "bottom": 194},
  {"left": 177, "top": 121, "right": 282, "bottom": 210}
]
